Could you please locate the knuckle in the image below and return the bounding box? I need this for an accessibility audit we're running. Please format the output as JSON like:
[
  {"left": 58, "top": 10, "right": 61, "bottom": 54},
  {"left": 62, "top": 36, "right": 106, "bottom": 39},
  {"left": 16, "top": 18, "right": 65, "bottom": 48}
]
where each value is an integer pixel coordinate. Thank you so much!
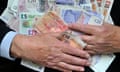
[
  {"left": 86, "top": 38, "right": 93, "bottom": 43},
  {"left": 97, "top": 38, "right": 105, "bottom": 44},
  {"left": 46, "top": 62, "right": 56, "bottom": 66},
  {"left": 98, "top": 26, "right": 107, "bottom": 33}
]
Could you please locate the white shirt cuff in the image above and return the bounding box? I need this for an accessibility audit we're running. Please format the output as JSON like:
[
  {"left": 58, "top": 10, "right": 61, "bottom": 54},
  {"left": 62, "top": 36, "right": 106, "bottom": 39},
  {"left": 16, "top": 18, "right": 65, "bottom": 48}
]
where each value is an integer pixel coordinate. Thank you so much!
[{"left": 0, "top": 31, "right": 17, "bottom": 60}]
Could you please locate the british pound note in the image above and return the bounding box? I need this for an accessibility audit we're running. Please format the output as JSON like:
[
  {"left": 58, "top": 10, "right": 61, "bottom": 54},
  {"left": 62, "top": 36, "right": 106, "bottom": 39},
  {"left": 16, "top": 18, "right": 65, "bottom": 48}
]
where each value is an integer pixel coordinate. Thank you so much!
[
  {"left": 21, "top": 59, "right": 45, "bottom": 72},
  {"left": 10, "top": 0, "right": 19, "bottom": 13},
  {"left": 19, "top": 12, "right": 43, "bottom": 35},
  {"left": 97, "top": 0, "right": 103, "bottom": 13},
  {"left": 0, "top": 8, "right": 14, "bottom": 24},
  {"left": 90, "top": 0, "right": 99, "bottom": 12},
  {"left": 102, "top": 0, "right": 114, "bottom": 21},
  {"left": 60, "top": 8, "right": 103, "bottom": 25},
  {"left": 18, "top": 0, "right": 40, "bottom": 12},
  {"left": 35, "top": 11, "right": 68, "bottom": 33},
  {"left": 25, "top": 0, "right": 40, "bottom": 12},
  {"left": 56, "top": 0, "right": 74, "bottom": 5},
  {"left": 78, "top": 0, "right": 92, "bottom": 11}
]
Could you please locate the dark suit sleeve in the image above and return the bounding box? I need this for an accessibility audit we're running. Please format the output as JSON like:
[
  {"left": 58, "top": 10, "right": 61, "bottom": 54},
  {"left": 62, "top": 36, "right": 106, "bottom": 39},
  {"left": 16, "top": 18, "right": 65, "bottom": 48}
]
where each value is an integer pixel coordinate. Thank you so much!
[
  {"left": 106, "top": 0, "right": 120, "bottom": 72},
  {"left": 0, "top": 19, "right": 13, "bottom": 44}
]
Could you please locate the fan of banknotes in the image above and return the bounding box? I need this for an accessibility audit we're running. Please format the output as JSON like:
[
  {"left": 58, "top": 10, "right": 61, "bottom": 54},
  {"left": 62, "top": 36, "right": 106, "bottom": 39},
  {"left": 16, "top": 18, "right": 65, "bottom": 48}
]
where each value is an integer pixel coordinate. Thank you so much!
[{"left": 0, "top": 0, "right": 115, "bottom": 72}]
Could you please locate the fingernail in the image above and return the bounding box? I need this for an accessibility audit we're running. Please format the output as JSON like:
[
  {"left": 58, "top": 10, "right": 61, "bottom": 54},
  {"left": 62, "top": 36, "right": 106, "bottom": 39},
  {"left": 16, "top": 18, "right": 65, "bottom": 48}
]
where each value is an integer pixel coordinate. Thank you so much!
[
  {"left": 86, "top": 54, "right": 90, "bottom": 58},
  {"left": 80, "top": 67, "right": 85, "bottom": 71},
  {"left": 86, "top": 62, "right": 91, "bottom": 66}
]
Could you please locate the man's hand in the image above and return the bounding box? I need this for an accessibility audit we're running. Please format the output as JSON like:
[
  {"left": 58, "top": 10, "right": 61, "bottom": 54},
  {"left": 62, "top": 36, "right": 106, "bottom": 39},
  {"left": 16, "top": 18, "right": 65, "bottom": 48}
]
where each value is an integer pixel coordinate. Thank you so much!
[
  {"left": 69, "top": 23, "right": 120, "bottom": 55},
  {"left": 10, "top": 33, "right": 90, "bottom": 72}
]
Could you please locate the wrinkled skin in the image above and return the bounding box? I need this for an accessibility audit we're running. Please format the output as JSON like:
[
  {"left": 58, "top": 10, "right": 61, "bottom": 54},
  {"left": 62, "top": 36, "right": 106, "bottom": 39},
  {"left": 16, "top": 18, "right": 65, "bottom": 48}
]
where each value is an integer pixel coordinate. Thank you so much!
[
  {"left": 69, "top": 23, "right": 120, "bottom": 55},
  {"left": 10, "top": 33, "right": 90, "bottom": 72}
]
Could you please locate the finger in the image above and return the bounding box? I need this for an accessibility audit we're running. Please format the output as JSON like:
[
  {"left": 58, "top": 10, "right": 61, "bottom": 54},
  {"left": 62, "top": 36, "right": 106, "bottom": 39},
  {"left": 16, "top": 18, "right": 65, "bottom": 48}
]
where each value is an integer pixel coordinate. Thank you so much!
[
  {"left": 85, "top": 45, "right": 95, "bottom": 50},
  {"left": 62, "top": 45, "right": 90, "bottom": 59},
  {"left": 69, "top": 24, "right": 101, "bottom": 35},
  {"left": 41, "top": 32, "right": 62, "bottom": 38},
  {"left": 84, "top": 46, "right": 96, "bottom": 55},
  {"left": 85, "top": 50, "right": 96, "bottom": 55},
  {"left": 50, "top": 32, "right": 63, "bottom": 37},
  {"left": 57, "top": 62, "right": 85, "bottom": 72},
  {"left": 62, "top": 53, "right": 90, "bottom": 66},
  {"left": 52, "top": 66, "right": 72, "bottom": 72},
  {"left": 80, "top": 35, "right": 96, "bottom": 45},
  {"left": 84, "top": 45, "right": 99, "bottom": 54}
]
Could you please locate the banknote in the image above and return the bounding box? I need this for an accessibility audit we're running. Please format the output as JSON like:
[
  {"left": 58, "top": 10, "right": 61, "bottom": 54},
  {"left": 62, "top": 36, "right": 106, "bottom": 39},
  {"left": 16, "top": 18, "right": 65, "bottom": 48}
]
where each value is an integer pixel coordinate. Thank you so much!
[
  {"left": 59, "top": 8, "right": 103, "bottom": 25},
  {"left": 1, "top": 0, "right": 19, "bottom": 23},
  {"left": 39, "top": 0, "right": 48, "bottom": 12},
  {"left": 79, "top": 4, "right": 92, "bottom": 11},
  {"left": 90, "top": 54, "right": 115, "bottom": 72},
  {"left": 10, "top": 0, "right": 19, "bottom": 13},
  {"left": 1, "top": 0, "right": 20, "bottom": 32},
  {"left": 19, "top": 12, "right": 44, "bottom": 35},
  {"left": 56, "top": 0, "right": 92, "bottom": 11},
  {"left": 61, "top": 9, "right": 82, "bottom": 24},
  {"left": 35, "top": 11, "right": 68, "bottom": 33},
  {"left": 18, "top": 0, "right": 26, "bottom": 12},
  {"left": 21, "top": 59, "right": 45, "bottom": 72},
  {"left": 25, "top": 0, "right": 40, "bottom": 12},
  {"left": 107, "top": 15, "right": 114, "bottom": 24},
  {"left": 18, "top": 0, "right": 55, "bottom": 13},
  {"left": 7, "top": 0, "right": 15, "bottom": 8},
  {"left": 0, "top": 8, "right": 14, "bottom": 24},
  {"left": 47, "top": 0, "right": 57, "bottom": 11},
  {"left": 90, "top": 0, "right": 99, "bottom": 12},
  {"left": 96, "top": 0, "right": 103, "bottom": 13},
  {"left": 56, "top": 0, "right": 74, "bottom": 5},
  {"left": 78, "top": 0, "right": 92, "bottom": 10},
  {"left": 102, "top": 0, "right": 114, "bottom": 21},
  {"left": 18, "top": 0, "right": 40, "bottom": 12}
]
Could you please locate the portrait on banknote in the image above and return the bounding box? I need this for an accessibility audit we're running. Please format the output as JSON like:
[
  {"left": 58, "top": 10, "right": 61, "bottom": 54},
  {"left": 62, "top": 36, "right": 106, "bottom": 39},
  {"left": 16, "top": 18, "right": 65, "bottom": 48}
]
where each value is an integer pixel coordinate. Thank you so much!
[{"left": 61, "top": 9, "right": 82, "bottom": 23}]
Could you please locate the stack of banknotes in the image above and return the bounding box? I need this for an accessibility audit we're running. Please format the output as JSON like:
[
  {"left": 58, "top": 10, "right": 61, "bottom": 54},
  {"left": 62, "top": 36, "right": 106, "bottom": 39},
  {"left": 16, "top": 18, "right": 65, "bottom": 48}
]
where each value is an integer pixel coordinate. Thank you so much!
[{"left": 0, "top": 0, "right": 115, "bottom": 72}]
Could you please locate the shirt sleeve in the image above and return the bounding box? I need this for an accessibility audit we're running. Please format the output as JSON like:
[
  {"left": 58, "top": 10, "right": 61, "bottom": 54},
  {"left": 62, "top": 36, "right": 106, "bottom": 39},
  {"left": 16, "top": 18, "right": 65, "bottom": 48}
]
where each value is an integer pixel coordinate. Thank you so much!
[{"left": 0, "top": 31, "right": 17, "bottom": 60}]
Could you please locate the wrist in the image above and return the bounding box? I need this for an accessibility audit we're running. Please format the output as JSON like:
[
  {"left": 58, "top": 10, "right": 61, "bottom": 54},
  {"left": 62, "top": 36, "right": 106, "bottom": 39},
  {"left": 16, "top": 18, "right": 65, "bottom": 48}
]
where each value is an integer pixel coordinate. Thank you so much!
[{"left": 10, "top": 34, "right": 29, "bottom": 59}]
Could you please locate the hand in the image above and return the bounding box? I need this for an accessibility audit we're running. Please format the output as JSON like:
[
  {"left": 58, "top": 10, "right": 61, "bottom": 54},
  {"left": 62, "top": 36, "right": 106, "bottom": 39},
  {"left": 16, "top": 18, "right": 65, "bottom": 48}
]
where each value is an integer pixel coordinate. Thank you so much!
[
  {"left": 69, "top": 23, "right": 120, "bottom": 55},
  {"left": 10, "top": 33, "right": 90, "bottom": 72}
]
